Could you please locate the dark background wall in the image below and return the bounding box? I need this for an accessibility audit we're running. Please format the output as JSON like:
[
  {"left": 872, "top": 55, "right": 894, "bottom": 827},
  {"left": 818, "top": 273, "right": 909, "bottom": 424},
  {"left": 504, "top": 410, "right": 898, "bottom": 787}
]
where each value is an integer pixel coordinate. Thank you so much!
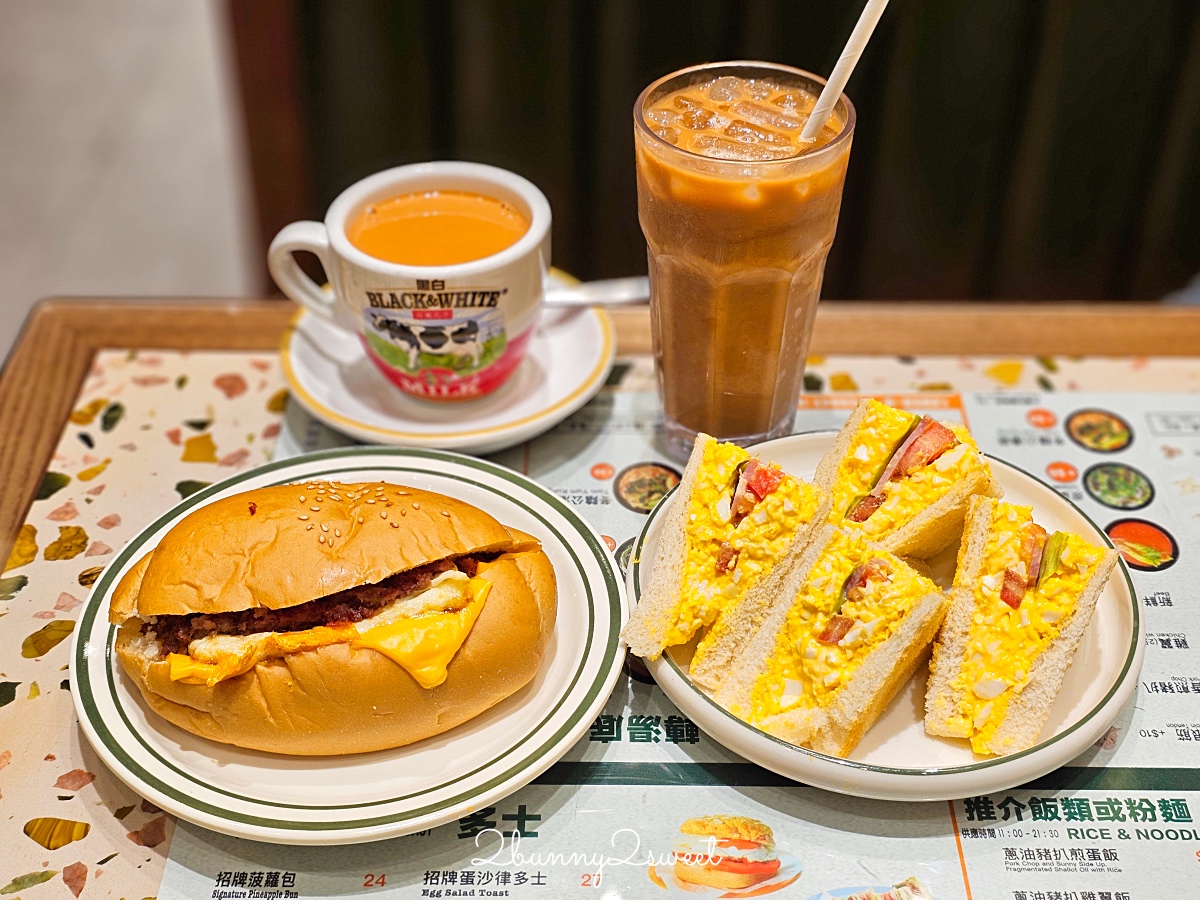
[{"left": 232, "top": 0, "right": 1200, "bottom": 299}]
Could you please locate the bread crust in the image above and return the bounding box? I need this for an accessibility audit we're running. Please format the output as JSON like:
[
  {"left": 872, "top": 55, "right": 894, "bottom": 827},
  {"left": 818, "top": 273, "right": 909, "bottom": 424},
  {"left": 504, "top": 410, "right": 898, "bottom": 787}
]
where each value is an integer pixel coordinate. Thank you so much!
[
  {"left": 715, "top": 526, "right": 950, "bottom": 758},
  {"left": 875, "top": 466, "right": 1002, "bottom": 559},
  {"left": 713, "top": 526, "right": 837, "bottom": 719},
  {"left": 621, "top": 434, "right": 827, "bottom": 683},
  {"left": 111, "top": 482, "right": 523, "bottom": 620},
  {"left": 115, "top": 551, "right": 556, "bottom": 755},
  {"left": 813, "top": 399, "right": 874, "bottom": 497},
  {"left": 980, "top": 548, "right": 1113, "bottom": 755},
  {"left": 815, "top": 398, "right": 1003, "bottom": 560},
  {"left": 800, "top": 591, "right": 946, "bottom": 756},
  {"left": 619, "top": 434, "right": 709, "bottom": 660},
  {"left": 925, "top": 496, "right": 1119, "bottom": 755},
  {"left": 924, "top": 496, "right": 995, "bottom": 737},
  {"left": 108, "top": 480, "right": 558, "bottom": 755},
  {"left": 688, "top": 492, "right": 830, "bottom": 691}
]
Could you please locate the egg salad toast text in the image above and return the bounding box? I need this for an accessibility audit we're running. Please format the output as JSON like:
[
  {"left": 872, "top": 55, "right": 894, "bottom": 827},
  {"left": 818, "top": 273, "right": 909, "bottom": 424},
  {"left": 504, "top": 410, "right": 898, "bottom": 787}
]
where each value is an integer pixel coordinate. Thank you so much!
[
  {"left": 715, "top": 524, "right": 950, "bottom": 758},
  {"left": 925, "top": 497, "right": 1117, "bottom": 756},
  {"left": 621, "top": 434, "right": 829, "bottom": 690},
  {"left": 815, "top": 399, "right": 1002, "bottom": 559}
]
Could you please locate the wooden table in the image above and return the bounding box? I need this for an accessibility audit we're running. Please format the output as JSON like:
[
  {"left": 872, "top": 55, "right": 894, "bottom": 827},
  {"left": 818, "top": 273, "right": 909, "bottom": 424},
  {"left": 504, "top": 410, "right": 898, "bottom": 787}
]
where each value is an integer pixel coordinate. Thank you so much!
[{"left": 4, "top": 297, "right": 1200, "bottom": 565}]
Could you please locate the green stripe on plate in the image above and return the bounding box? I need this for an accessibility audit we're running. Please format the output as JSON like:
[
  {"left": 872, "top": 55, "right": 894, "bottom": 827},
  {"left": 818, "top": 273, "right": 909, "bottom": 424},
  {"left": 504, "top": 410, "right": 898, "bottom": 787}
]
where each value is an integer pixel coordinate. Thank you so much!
[
  {"left": 76, "top": 448, "right": 623, "bottom": 832},
  {"left": 633, "top": 452, "right": 1142, "bottom": 780},
  {"left": 102, "top": 468, "right": 595, "bottom": 810}
]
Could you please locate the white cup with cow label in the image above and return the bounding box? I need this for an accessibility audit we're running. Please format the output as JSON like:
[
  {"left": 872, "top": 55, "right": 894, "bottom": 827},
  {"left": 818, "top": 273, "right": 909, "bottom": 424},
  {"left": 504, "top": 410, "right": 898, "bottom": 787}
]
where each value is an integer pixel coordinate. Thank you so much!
[{"left": 268, "top": 161, "right": 551, "bottom": 401}]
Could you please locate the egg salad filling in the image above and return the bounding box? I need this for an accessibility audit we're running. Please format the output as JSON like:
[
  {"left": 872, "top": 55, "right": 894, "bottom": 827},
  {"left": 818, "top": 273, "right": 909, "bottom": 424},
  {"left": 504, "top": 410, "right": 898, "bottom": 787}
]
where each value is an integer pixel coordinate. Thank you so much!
[
  {"left": 666, "top": 440, "right": 821, "bottom": 663},
  {"left": 829, "top": 400, "right": 987, "bottom": 541},
  {"left": 749, "top": 527, "right": 936, "bottom": 721},
  {"left": 945, "top": 503, "right": 1107, "bottom": 753},
  {"left": 165, "top": 570, "right": 491, "bottom": 690},
  {"left": 828, "top": 402, "right": 919, "bottom": 517}
]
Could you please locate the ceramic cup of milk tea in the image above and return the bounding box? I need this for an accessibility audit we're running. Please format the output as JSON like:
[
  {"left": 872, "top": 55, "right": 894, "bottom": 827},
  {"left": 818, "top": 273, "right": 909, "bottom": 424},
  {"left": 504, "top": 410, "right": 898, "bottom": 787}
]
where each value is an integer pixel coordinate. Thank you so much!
[
  {"left": 635, "top": 62, "right": 855, "bottom": 457},
  {"left": 268, "top": 161, "right": 551, "bottom": 401}
]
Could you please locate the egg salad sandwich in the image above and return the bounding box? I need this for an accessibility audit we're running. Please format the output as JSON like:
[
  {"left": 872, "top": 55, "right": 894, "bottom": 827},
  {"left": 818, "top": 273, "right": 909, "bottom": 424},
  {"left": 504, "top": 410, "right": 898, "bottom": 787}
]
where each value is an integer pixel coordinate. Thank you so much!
[
  {"left": 621, "top": 434, "right": 829, "bottom": 690},
  {"left": 925, "top": 496, "right": 1117, "bottom": 756},
  {"left": 815, "top": 398, "right": 1002, "bottom": 559},
  {"left": 672, "top": 815, "right": 782, "bottom": 890},
  {"left": 111, "top": 481, "right": 557, "bottom": 755},
  {"left": 715, "top": 524, "right": 949, "bottom": 757}
]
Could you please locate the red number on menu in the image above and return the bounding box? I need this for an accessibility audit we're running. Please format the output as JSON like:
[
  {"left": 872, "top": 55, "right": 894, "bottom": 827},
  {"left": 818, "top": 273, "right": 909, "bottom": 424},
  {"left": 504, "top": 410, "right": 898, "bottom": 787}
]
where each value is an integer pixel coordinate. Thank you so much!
[
  {"left": 363, "top": 873, "right": 388, "bottom": 887},
  {"left": 581, "top": 872, "right": 602, "bottom": 887}
]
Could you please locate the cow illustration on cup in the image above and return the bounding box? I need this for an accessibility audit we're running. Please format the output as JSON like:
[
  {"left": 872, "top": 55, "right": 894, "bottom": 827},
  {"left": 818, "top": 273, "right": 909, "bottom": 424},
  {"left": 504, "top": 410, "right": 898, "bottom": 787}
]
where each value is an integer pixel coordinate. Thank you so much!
[{"left": 367, "top": 311, "right": 499, "bottom": 376}]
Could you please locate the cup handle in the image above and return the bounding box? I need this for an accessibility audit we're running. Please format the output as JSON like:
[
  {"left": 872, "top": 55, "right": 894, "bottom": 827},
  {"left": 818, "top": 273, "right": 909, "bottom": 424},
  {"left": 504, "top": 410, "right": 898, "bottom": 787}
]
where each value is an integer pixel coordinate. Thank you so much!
[{"left": 268, "top": 221, "right": 337, "bottom": 323}]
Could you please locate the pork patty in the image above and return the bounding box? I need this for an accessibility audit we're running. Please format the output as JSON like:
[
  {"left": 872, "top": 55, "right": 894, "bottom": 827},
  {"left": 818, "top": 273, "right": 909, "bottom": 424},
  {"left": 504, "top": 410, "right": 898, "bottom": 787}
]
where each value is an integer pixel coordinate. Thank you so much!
[{"left": 148, "top": 554, "right": 493, "bottom": 655}]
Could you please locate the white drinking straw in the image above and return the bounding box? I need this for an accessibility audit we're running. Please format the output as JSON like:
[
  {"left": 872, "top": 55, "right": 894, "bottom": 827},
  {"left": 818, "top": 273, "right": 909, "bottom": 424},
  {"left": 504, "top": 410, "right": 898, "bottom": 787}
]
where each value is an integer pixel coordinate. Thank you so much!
[{"left": 799, "top": 0, "right": 892, "bottom": 143}]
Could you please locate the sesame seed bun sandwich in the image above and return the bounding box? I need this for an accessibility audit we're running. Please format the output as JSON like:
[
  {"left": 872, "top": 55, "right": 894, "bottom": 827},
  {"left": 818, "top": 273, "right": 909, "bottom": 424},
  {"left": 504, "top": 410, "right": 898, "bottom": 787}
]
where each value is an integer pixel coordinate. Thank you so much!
[
  {"left": 715, "top": 525, "right": 949, "bottom": 758},
  {"left": 816, "top": 399, "right": 1002, "bottom": 559},
  {"left": 621, "top": 434, "right": 829, "bottom": 690},
  {"left": 672, "top": 815, "right": 781, "bottom": 890},
  {"left": 925, "top": 496, "right": 1117, "bottom": 756},
  {"left": 110, "top": 481, "right": 557, "bottom": 755}
]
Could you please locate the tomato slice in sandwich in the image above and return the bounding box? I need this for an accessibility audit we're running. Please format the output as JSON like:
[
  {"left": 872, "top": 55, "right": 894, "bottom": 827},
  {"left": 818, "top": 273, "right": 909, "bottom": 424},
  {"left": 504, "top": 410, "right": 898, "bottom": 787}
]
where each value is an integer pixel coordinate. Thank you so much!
[
  {"left": 705, "top": 839, "right": 781, "bottom": 877},
  {"left": 709, "top": 858, "right": 782, "bottom": 877}
]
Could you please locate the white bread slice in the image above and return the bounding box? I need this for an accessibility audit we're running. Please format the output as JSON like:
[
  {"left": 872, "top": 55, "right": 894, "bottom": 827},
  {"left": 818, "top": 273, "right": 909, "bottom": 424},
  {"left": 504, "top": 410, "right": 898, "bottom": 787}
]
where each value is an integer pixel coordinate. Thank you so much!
[
  {"left": 688, "top": 492, "right": 831, "bottom": 690},
  {"left": 900, "top": 556, "right": 935, "bottom": 579},
  {"left": 620, "top": 432, "right": 711, "bottom": 660},
  {"left": 925, "top": 495, "right": 996, "bottom": 738},
  {"left": 925, "top": 497, "right": 1119, "bottom": 755},
  {"left": 798, "top": 591, "right": 946, "bottom": 756},
  {"left": 877, "top": 467, "right": 1002, "bottom": 559},
  {"left": 715, "top": 526, "right": 950, "bottom": 757},
  {"left": 980, "top": 557, "right": 1114, "bottom": 755},
  {"left": 813, "top": 399, "right": 876, "bottom": 492},
  {"left": 814, "top": 398, "right": 1003, "bottom": 560},
  {"left": 621, "top": 435, "right": 828, "bottom": 674},
  {"left": 714, "top": 525, "right": 837, "bottom": 719}
]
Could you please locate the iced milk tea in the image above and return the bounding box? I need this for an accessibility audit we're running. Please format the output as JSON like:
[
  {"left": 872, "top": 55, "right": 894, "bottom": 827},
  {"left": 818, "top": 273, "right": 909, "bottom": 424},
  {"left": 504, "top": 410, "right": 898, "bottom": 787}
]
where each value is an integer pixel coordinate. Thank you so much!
[{"left": 634, "top": 63, "right": 855, "bottom": 453}]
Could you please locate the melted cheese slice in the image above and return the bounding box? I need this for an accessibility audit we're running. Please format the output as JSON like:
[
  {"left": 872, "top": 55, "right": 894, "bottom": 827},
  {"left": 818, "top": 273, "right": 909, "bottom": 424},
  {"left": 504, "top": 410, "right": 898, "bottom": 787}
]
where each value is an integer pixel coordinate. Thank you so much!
[
  {"left": 351, "top": 580, "right": 489, "bottom": 688},
  {"left": 166, "top": 571, "right": 492, "bottom": 689}
]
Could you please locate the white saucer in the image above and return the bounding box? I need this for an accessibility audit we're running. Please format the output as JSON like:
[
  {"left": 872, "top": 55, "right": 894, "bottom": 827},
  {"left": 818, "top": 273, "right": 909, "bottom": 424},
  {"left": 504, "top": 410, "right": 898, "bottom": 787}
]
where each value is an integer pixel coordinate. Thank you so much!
[
  {"left": 630, "top": 432, "right": 1142, "bottom": 802},
  {"left": 280, "top": 301, "right": 614, "bottom": 454}
]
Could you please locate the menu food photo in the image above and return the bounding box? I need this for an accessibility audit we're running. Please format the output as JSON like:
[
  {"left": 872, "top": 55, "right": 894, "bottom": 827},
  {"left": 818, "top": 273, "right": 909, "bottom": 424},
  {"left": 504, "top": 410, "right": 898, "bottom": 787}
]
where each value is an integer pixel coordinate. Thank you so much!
[{"left": 3, "top": 4, "right": 1200, "bottom": 899}]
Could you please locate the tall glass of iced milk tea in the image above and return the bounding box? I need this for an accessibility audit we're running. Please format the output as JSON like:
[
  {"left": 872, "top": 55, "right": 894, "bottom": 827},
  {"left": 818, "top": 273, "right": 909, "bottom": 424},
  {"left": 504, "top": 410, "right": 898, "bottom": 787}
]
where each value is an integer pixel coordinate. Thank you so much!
[{"left": 635, "top": 62, "right": 855, "bottom": 455}]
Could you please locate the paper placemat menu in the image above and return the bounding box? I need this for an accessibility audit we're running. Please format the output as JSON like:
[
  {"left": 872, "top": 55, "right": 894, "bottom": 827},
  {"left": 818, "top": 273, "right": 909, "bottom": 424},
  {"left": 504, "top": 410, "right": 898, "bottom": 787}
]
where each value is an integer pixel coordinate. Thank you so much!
[
  {"left": 229, "top": 379, "right": 1198, "bottom": 897},
  {"left": 2, "top": 350, "right": 1199, "bottom": 900}
]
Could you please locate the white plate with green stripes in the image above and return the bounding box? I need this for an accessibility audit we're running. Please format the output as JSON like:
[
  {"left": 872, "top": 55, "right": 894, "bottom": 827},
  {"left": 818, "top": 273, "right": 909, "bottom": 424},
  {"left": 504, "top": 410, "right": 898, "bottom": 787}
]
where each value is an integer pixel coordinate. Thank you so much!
[
  {"left": 71, "top": 447, "right": 627, "bottom": 844},
  {"left": 632, "top": 432, "right": 1141, "bottom": 802}
]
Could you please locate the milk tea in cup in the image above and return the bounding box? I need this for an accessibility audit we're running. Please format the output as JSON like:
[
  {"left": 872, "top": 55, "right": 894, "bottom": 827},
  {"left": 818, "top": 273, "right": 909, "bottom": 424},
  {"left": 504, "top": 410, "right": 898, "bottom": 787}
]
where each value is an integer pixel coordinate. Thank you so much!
[
  {"left": 634, "top": 63, "right": 854, "bottom": 456},
  {"left": 268, "top": 162, "right": 551, "bottom": 401},
  {"left": 348, "top": 190, "right": 530, "bottom": 266}
]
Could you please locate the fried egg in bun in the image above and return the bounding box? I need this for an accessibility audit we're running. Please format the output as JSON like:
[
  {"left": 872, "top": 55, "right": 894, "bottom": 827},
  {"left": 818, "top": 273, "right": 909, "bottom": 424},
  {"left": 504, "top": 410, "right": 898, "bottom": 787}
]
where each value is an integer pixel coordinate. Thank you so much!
[{"left": 673, "top": 815, "right": 781, "bottom": 889}]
